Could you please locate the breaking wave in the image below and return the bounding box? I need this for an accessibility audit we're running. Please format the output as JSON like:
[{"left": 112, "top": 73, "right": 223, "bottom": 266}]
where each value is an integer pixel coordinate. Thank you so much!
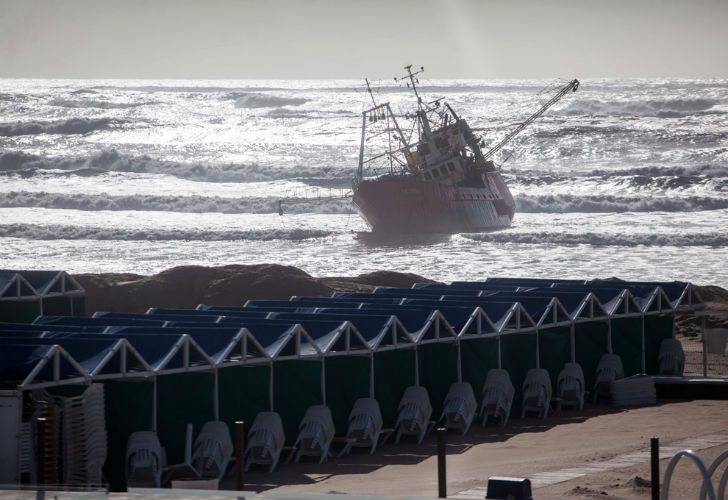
[
  {"left": 461, "top": 231, "right": 728, "bottom": 247},
  {"left": 231, "top": 92, "right": 309, "bottom": 108},
  {"left": 49, "top": 97, "right": 155, "bottom": 109},
  {"left": 0, "top": 118, "right": 118, "bottom": 137},
  {"left": 0, "top": 150, "right": 351, "bottom": 183},
  {"left": 0, "top": 191, "right": 353, "bottom": 214},
  {"left": 560, "top": 98, "right": 717, "bottom": 118},
  {"left": 0, "top": 224, "right": 333, "bottom": 241},
  {"left": 515, "top": 194, "right": 728, "bottom": 213}
]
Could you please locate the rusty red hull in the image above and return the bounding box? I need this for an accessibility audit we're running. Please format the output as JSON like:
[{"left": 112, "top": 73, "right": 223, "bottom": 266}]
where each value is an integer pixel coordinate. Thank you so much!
[{"left": 352, "top": 174, "right": 515, "bottom": 234}]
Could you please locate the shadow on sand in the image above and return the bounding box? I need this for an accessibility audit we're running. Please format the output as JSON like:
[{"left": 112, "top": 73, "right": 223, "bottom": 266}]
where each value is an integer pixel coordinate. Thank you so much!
[{"left": 220, "top": 401, "right": 675, "bottom": 492}]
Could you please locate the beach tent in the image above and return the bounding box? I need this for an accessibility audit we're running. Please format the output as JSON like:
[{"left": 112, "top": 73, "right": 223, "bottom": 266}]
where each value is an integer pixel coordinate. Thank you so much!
[{"left": 0, "top": 270, "right": 85, "bottom": 323}]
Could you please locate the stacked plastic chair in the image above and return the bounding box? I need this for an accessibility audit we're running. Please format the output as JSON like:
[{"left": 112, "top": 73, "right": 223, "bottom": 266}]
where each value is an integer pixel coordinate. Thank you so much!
[
  {"left": 395, "top": 386, "right": 432, "bottom": 444},
  {"left": 658, "top": 338, "right": 685, "bottom": 375},
  {"left": 191, "top": 421, "right": 233, "bottom": 479},
  {"left": 521, "top": 368, "right": 553, "bottom": 418},
  {"left": 56, "top": 383, "right": 108, "bottom": 485},
  {"left": 479, "top": 369, "right": 515, "bottom": 426},
  {"left": 125, "top": 431, "right": 165, "bottom": 487},
  {"left": 244, "top": 412, "right": 285, "bottom": 472},
  {"left": 593, "top": 353, "right": 624, "bottom": 402},
  {"left": 440, "top": 382, "right": 477, "bottom": 435},
  {"left": 293, "top": 405, "right": 335, "bottom": 463},
  {"left": 557, "top": 362, "right": 585, "bottom": 411},
  {"left": 341, "top": 398, "right": 384, "bottom": 455}
]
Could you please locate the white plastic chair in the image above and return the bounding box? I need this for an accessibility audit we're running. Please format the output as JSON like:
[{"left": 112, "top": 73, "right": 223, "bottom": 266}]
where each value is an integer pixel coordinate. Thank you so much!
[
  {"left": 593, "top": 354, "right": 624, "bottom": 402},
  {"left": 440, "top": 382, "right": 477, "bottom": 435},
  {"left": 191, "top": 421, "right": 233, "bottom": 479},
  {"left": 294, "top": 406, "right": 335, "bottom": 464},
  {"left": 395, "top": 386, "right": 433, "bottom": 444},
  {"left": 125, "top": 431, "right": 165, "bottom": 488},
  {"left": 557, "top": 362, "right": 585, "bottom": 411},
  {"left": 521, "top": 368, "right": 553, "bottom": 418},
  {"left": 479, "top": 369, "right": 515, "bottom": 427},
  {"left": 341, "top": 398, "right": 383, "bottom": 456},
  {"left": 658, "top": 338, "right": 685, "bottom": 375},
  {"left": 244, "top": 412, "right": 285, "bottom": 472}
]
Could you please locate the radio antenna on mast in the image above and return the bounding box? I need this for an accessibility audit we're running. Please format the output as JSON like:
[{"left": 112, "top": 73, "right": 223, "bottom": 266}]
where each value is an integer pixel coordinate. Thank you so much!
[{"left": 395, "top": 64, "right": 425, "bottom": 108}]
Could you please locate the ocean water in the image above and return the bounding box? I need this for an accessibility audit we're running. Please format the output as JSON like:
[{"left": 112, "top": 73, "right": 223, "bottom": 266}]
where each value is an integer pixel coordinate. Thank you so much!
[{"left": 1, "top": 78, "right": 727, "bottom": 287}]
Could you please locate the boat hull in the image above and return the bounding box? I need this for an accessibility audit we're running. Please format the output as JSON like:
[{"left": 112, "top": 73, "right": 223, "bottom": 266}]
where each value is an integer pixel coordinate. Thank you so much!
[{"left": 352, "top": 175, "right": 515, "bottom": 234}]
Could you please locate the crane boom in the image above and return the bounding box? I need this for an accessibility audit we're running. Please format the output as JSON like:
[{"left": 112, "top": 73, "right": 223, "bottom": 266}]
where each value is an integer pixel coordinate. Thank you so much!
[{"left": 483, "top": 78, "right": 580, "bottom": 160}]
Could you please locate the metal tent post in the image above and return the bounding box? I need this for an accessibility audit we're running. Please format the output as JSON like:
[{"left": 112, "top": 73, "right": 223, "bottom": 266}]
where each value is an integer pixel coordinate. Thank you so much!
[
  {"left": 369, "top": 353, "right": 375, "bottom": 398},
  {"left": 152, "top": 376, "right": 158, "bottom": 432},
  {"left": 269, "top": 361, "right": 275, "bottom": 412},
  {"left": 235, "top": 421, "right": 245, "bottom": 490},
  {"left": 607, "top": 320, "right": 613, "bottom": 354},
  {"left": 321, "top": 357, "right": 327, "bottom": 405},
  {"left": 650, "top": 437, "right": 659, "bottom": 500},
  {"left": 497, "top": 333, "right": 502, "bottom": 369},
  {"left": 414, "top": 346, "right": 420, "bottom": 386},
  {"left": 456, "top": 341, "right": 462, "bottom": 382},
  {"left": 641, "top": 316, "right": 646, "bottom": 374},
  {"left": 213, "top": 368, "right": 219, "bottom": 421},
  {"left": 570, "top": 323, "right": 576, "bottom": 362},
  {"left": 702, "top": 315, "right": 708, "bottom": 377},
  {"left": 535, "top": 329, "right": 540, "bottom": 368}
]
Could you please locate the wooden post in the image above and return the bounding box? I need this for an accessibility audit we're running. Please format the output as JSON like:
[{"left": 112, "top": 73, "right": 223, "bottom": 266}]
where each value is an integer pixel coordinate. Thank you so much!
[
  {"left": 650, "top": 437, "right": 660, "bottom": 500},
  {"left": 235, "top": 421, "right": 245, "bottom": 490},
  {"left": 437, "top": 427, "right": 446, "bottom": 498}
]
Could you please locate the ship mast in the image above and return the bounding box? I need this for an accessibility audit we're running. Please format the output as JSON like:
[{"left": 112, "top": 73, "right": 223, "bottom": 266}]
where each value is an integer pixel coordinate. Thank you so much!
[{"left": 395, "top": 65, "right": 432, "bottom": 137}]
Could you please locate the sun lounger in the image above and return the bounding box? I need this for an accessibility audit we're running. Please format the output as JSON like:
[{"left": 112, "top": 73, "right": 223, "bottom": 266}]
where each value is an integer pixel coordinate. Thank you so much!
[
  {"left": 521, "top": 368, "right": 552, "bottom": 418},
  {"left": 340, "top": 398, "right": 384, "bottom": 455},
  {"left": 440, "top": 382, "right": 477, "bottom": 435},
  {"left": 658, "top": 338, "right": 685, "bottom": 376},
  {"left": 125, "top": 431, "right": 165, "bottom": 488},
  {"left": 294, "top": 405, "right": 335, "bottom": 463},
  {"left": 244, "top": 412, "right": 285, "bottom": 472},
  {"left": 557, "top": 362, "right": 585, "bottom": 411},
  {"left": 480, "top": 368, "right": 515, "bottom": 426},
  {"left": 395, "top": 386, "right": 433, "bottom": 443},
  {"left": 593, "top": 354, "right": 624, "bottom": 402},
  {"left": 191, "top": 421, "right": 233, "bottom": 479}
]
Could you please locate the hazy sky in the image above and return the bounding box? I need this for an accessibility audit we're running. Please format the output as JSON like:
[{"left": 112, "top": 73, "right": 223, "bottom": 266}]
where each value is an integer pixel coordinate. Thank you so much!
[{"left": 1, "top": 0, "right": 727, "bottom": 79}]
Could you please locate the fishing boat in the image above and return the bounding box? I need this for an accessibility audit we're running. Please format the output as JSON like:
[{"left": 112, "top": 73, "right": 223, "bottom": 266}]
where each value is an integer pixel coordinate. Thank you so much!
[{"left": 352, "top": 66, "right": 579, "bottom": 234}]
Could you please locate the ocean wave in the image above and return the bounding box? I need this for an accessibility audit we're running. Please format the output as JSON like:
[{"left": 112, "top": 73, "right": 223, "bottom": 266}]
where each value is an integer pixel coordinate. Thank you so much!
[
  {"left": 461, "top": 231, "right": 728, "bottom": 247},
  {"left": 508, "top": 164, "right": 728, "bottom": 181},
  {"left": 0, "top": 191, "right": 353, "bottom": 214},
  {"left": 0, "top": 149, "right": 352, "bottom": 183},
  {"left": 515, "top": 194, "right": 728, "bottom": 213},
  {"left": 0, "top": 223, "right": 333, "bottom": 242},
  {"left": 560, "top": 98, "right": 717, "bottom": 117},
  {"left": 231, "top": 92, "right": 309, "bottom": 108},
  {"left": 0, "top": 117, "right": 118, "bottom": 137},
  {"left": 49, "top": 97, "right": 154, "bottom": 109}
]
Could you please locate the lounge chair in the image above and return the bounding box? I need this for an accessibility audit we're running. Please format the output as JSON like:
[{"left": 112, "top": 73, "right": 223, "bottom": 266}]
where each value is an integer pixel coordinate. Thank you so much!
[
  {"left": 521, "top": 368, "right": 552, "bottom": 418},
  {"left": 395, "top": 386, "right": 432, "bottom": 443},
  {"left": 125, "top": 431, "right": 165, "bottom": 488},
  {"left": 658, "top": 338, "right": 685, "bottom": 375},
  {"left": 593, "top": 354, "right": 624, "bottom": 402},
  {"left": 294, "top": 405, "right": 335, "bottom": 463},
  {"left": 341, "top": 398, "right": 383, "bottom": 456},
  {"left": 557, "top": 362, "right": 585, "bottom": 411},
  {"left": 244, "top": 412, "right": 285, "bottom": 472},
  {"left": 440, "top": 382, "right": 477, "bottom": 435},
  {"left": 191, "top": 421, "right": 233, "bottom": 479},
  {"left": 479, "top": 368, "right": 515, "bottom": 426}
]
